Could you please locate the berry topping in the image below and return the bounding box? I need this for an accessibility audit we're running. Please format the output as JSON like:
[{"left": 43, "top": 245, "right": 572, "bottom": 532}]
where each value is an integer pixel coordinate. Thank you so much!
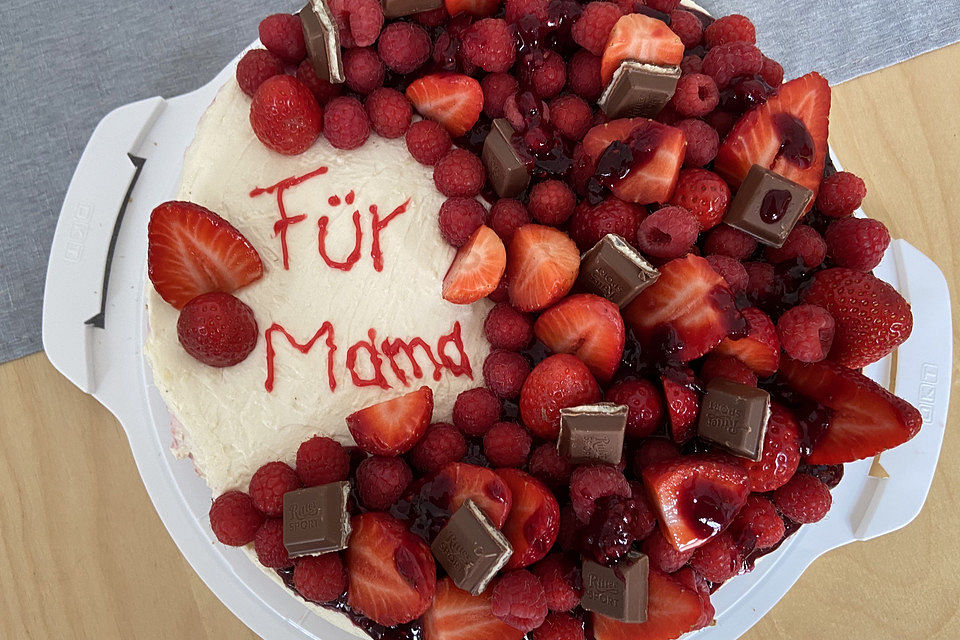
[
  {"left": 254, "top": 518, "right": 293, "bottom": 568},
  {"left": 484, "top": 421, "right": 533, "bottom": 468},
  {"left": 606, "top": 378, "right": 665, "bottom": 439},
  {"left": 824, "top": 217, "right": 891, "bottom": 271},
  {"left": 250, "top": 75, "right": 323, "bottom": 155},
  {"left": 406, "top": 73, "right": 484, "bottom": 136},
  {"left": 491, "top": 570, "right": 550, "bottom": 632},
  {"left": 534, "top": 294, "right": 625, "bottom": 382},
  {"left": 346, "top": 386, "right": 434, "bottom": 455},
  {"left": 570, "top": 464, "right": 631, "bottom": 522},
  {"left": 816, "top": 171, "right": 867, "bottom": 217},
  {"left": 294, "top": 553, "right": 349, "bottom": 603},
  {"left": 406, "top": 119, "right": 453, "bottom": 165},
  {"left": 635, "top": 205, "right": 699, "bottom": 260},
  {"left": 378, "top": 22, "right": 432, "bottom": 74},
  {"left": 296, "top": 60, "right": 344, "bottom": 105},
  {"left": 701, "top": 42, "right": 763, "bottom": 89},
  {"left": 483, "top": 349, "right": 532, "bottom": 398},
  {"left": 323, "top": 95, "right": 371, "bottom": 149},
  {"left": 343, "top": 47, "right": 386, "bottom": 94},
  {"left": 209, "top": 490, "right": 264, "bottom": 546},
  {"left": 528, "top": 180, "right": 577, "bottom": 226},
  {"left": 704, "top": 224, "right": 757, "bottom": 260},
  {"left": 410, "top": 423, "right": 468, "bottom": 474},
  {"left": 258, "top": 14, "right": 307, "bottom": 63},
  {"left": 777, "top": 304, "right": 836, "bottom": 362},
  {"left": 453, "top": 387, "right": 502, "bottom": 436},
  {"left": 296, "top": 435, "right": 351, "bottom": 486},
  {"left": 590, "top": 568, "right": 706, "bottom": 640},
  {"left": 739, "top": 402, "right": 802, "bottom": 492},
  {"left": 531, "top": 554, "right": 582, "bottom": 611},
  {"left": 443, "top": 225, "right": 507, "bottom": 304},
  {"left": 365, "top": 87, "right": 413, "bottom": 138},
  {"left": 422, "top": 578, "right": 525, "bottom": 640},
  {"left": 507, "top": 224, "right": 580, "bottom": 312},
  {"left": 572, "top": 2, "right": 624, "bottom": 56},
  {"left": 177, "top": 292, "right": 258, "bottom": 367},
  {"left": 426, "top": 462, "right": 514, "bottom": 528},
  {"left": 461, "top": 19, "right": 518, "bottom": 72},
  {"left": 520, "top": 354, "right": 602, "bottom": 439},
  {"left": 356, "top": 455, "right": 413, "bottom": 510},
  {"left": 600, "top": 14, "right": 684, "bottom": 85},
  {"left": 438, "top": 197, "right": 487, "bottom": 247},
  {"left": 524, "top": 50, "right": 568, "bottom": 99},
  {"left": 328, "top": 0, "right": 385, "bottom": 48},
  {"left": 497, "top": 469, "right": 561, "bottom": 568},
  {"left": 236, "top": 49, "right": 284, "bottom": 97},
  {"left": 485, "top": 303, "right": 534, "bottom": 351},
  {"left": 249, "top": 461, "right": 302, "bottom": 517},
  {"left": 446, "top": 0, "right": 502, "bottom": 18},
  {"left": 434, "top": 148, "right": 487, "bottom": 197}
]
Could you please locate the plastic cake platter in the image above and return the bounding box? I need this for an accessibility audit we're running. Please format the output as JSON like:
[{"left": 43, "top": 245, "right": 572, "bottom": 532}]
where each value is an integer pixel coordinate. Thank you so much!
[{"left": 43, "top": 41, "right": 952, "bottom": 640}]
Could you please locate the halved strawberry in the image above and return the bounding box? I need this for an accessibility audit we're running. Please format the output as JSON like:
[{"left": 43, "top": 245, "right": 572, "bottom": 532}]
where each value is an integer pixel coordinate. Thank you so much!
[
  {"left": 583, "top": 119, "right": 687, "bottom": 205},
  {"left": 496, "top": 468, "right": 560, "bottom": 569},
  {"left": 534, "top": 294, "right": 625, "bottom": 382},
  {"left": 591, "top": 567, "right": 706, "bottom": 640},
  {"left": 661, "top": 367, "right": 700, "bottom": 444},
  {"left": 346, "top": 512, "right": 437, "bottom": 627},
  {"left": 406, "top": 73, "right": 484, "bottom": 137},
  {"left": 715, "top": 72, "right": 831, "bottom": 199},
  {"left": 431, "top": 462, "right": 513, "bottom": 528},
  {"left": 642, "top": 456, "right": 750, "bottom": 552},
  {"left": 443, "top": 226, "right": 507, "bottom": 304},
  {"left": 346, "top": 386, "right": 433, "bottom": 455},
  {"left": 507, "top": 224, "right": 580, "bottom": 312},
  {"left": 148, "top": 201, "right": 263, "bottom": 309},
  {"left": 444, "top": 0, "right": 501, "bottom": 17},
  {"left": 519, "top": 353, "right": 602, "bottom": 439},
  {"left": 600, "top": 14, "right": 685, "bottom": 85},
  {"left": 780, "top": 358, "right": 922, "bottom": 464},
  {"left": 672, "top": 567, "right": 715, "bottom": 631},
  {"left": 713, "top": 307, "right": 780, "bottom": 376},
  {"left": 422, "top": 578, "right": 525, "bottom": 640},
  {"left": 623, "top": 254, "right": 744, "bottom": 362}
]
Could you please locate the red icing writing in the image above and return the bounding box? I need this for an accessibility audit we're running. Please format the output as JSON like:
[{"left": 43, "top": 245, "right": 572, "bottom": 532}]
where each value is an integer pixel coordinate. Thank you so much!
[
  {"left": 381, "top": 336, "right": 444, "bottom": 385},
  {"left": 370, "top": 200, "right": 410, "bottom": 272},
  {"left": 346, "top": 329, "right": 391, "bottom": 389},
  {"left": 264, "top": 322, "right": 338, "bottom": 393},
  {"left": 250, "top": 167, "right": 328, "bottom": 270},
  {"left": 317, "top": 209, "right": 362, "bottom": 271}
]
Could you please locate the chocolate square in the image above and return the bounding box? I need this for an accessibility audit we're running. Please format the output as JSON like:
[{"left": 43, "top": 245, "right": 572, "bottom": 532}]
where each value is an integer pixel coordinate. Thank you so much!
[
  {"left": 282, "top": 481, "right": 351, "bottom": 557},
  {"left": 599, "top": 61, "right": 680, "bottom": 120},
  {"left": 558, "top": 403, "right": 628, "bottom": 465},
  {"left": 431, "top": 500, "right": 512, "bottom": 595},
  {"left": 482, "top": 118, "right": 531, "bottom": 198},
  {"left": 299, "top": 1, "right": 345, "bottom": 84},
  {"left": 381, "top": 0, "right": 443, "bottom": 18},
  {"left": 581, "top": 553, "right": 649, "bottom": 623},
  {"left": 697, "top": 378, "right": 771, "bottom": 461},
  {"left": 723, "top": 164, "right": 814, "bottom": 248},
  {"left": 577, "top": 234, "right": 660, "bottom": 307}
]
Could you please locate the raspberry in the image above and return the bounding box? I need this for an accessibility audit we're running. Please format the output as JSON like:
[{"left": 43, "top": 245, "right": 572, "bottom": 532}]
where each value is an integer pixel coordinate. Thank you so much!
[
  {"left": 489, "top": 276, "right": 510, "bottom": 303},
  {"left": 567, "top": 50, "right": 604, "bottom": 101},
  {"left": 570, "top": 464, "right": 631, "bottom": 522},
  {"left": 328, "top": 0, "right": 384, "bottom": 48},
  {"left": 410, "top": 423, "right": 467, "bottom": 474},
  {"left": 249, "top": 461, "right": 302, "bottom": 517},
  {"left": 704, "top": 225, "right": 757, "bottom": 259},
  {"left": 680, "top": 54, "right": 703, "bottom": 76},
  {"left": 703, "top": 14, "right": 756, "bottom": 48},
  {"left": 532, "top": 612, "right": 585, "bottom": 640},
  {"left": 645, "top": 0, "right": 680, "bottom": 10},
  {"left": 632, "top": 439, "right": 680, "bottom": 473},
  {"left": 764, "top": 225, "right": 827, "bottom": 269},
  {"left": 702, "top": 42, "right": 764, "bottom": 89},
  {"left": 669, "top": 10, "right": 703, "bottom": 48},
  {"left": 777, "top": 304, "right": 835, "bottom": 362},
  {"left": 484, "top": 421, "right": 533, "bottom": 467},
  {"left": 527, "top": 50, "right": 567, "bottom": 98},
  {"left": 689, "top": 532, "right": 743, "bottom": 583},
  {"left": 731, "top": 495, "right": 785, "bottom": 550},
  {"left": 461, "top": 19, "right": 518, "bottom": 72},
  {"left": 254, "top": 519, "right": 293, "bottom": 568},
  {"left": 743, "top": 261, "right": 777, "bottom": 305},
  {"left": 705, "top": 255, "right": 749, "bottom": 294},
  {"left": 236, "top": 49, "right": 284, "bottom": 97},
  {"left": 452, "top": 387, "right": 502, "bottom": 436},
  {"left": 505, "top": 0, "right": 550, "bottom": 24},
  {"left": 483, "top": 349, "right": 531, "bottom": 398},
  {"left": 605, "top": 378, "right": 665, "bottom": 439},
  {"left": 356, "top": 455, "right": 413, "bottom": 510},
  {"left": 528, "top": 444, "right": 574, "bottom": 489},
  {"left": 741, "top": 404, "right": 802, "bottom": 492},
  {"left": 293, "top": 553, "right": 348, "bottom": 603},
  {"left": 296, "top": 436, "right": 350, "bottom": 486},
  {"left": 636, "top": 206, "right": 699, "bottom": 259},
  {"left": 642, "top": 527, "right": 694, "bottom": 573},
  {"left": 484, "top": 303, "right": 534, "bottom": 351},
  {"left": 531, "top": 555, "right": 582, "bottom": 611},
  {"left": 706, "top": 109, "right": 737, "bottom": 137},
  {"left": 568, "top": 197, "right": 645, "bottom": 251},
  {"left": 323, "top": 96, "right": 371, "bottom": 150},
  {"left": 670, "top": 73, "right": 720, "bottom": 118},
  {"left": 570, "top": 143, "right": 597, "bottom": 196},
  {"left": 491, "top": 570, "right": 549, "bottom": 632},
  {"left": 433, "top": 149, "right": 486, "bottom": 197},
  {"left": 415, "top": 7, "right": 449, "bottom": 27},
  {"left": 365, "top": 88, "right": 412, "bottom": 139},
  {"left": 177, "top": 292, "right": 259, "bottom": 367},
  {"left": 675, "top": 119, "right": 719, "bottom": 168},
  {"left": 528, "top": 180, "right": 577, "bottom": 225},
  {"left": 489, "top": 198, "right": 532, "bottom": 243},
  {"left": 296, "top": 60, "right": 344, "bottom": 105},
  {"left": 209, "top": 491, "right": 264, "bottom": 546},
  {"left": 438, "top": 197, "right": 487, "bottom": 247},
  {"left": 482, "top": 73, "right": 520, "bottom": 118},
  {"left": 258, "top": 14, "right": 307, "bottom": 63},
  {"left": 250, "top": 75, "right": 323, "bottom": 155},
  {"left": 343, "top": 47, "right": 385, "bottom": 94},
  {"left": 548, "top": 94, "right": 594, "bottom": 141},
  {"left": 816, "top": 171, "right": 867, "bottom": 217},
  {"left": 773, "top": 473, "right": 832, "bottom": 523},
  {"left": 557, "top": 506, "right": 585, "bottom": 552},
  {"left": 761, "top": 56, "right": 785, "bottom": 87},
  {"left": 405, "top": 119, "right": 452, "bottom": 165},
  {"left": 572, "top": 2, "right": 624, "bottom": 56},
  {"left": 824, "top": 217, "right": 890, "bottom": 271},
  {"left": 377, "top": 22, "right": 431, "bottom": 74},
  {"left": 699, "top": 353, "right": 757, "bottom": 387}
]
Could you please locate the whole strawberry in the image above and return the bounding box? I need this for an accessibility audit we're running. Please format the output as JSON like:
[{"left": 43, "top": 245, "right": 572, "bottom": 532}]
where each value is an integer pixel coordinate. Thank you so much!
[
  {"left": 250, "top": 75, "right": 322, "bottom": 155},
  {"left": 177, "top": 292, "right": 259, "bottom": 367}
]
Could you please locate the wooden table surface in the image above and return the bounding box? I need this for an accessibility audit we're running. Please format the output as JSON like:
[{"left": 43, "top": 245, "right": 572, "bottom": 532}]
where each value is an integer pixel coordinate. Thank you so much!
[{"left": 2, "top": 42, "right": 959, "bottom": 640}]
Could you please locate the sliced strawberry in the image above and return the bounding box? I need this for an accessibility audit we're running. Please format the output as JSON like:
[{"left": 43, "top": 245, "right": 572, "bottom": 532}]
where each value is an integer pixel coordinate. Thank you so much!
[
  {"left": 713, "top": 307, "right": 780, "bottom": 377},
  {"left": 591, "top": 567, "right": 705, "bottom": 640},
  {"left": 148, "top": 201, "right": 263, "bottom": 309},
  {"left": 672, "top": 567, "right": 715, "bottom": 631},
  {"left": 422, "top": 578, "right": 525, "bottom": 640},
  {"left": 642, "top": 456, "right": 749, "bottom": 552},
  {"left": 623, "top": 254, "right": 744, "bottom": 362},
  {"left": 780, "top": 358, "right": 922, "bottom": 464},
  {"left": 507, "top": 224, "right": 580, "bottom": 312},
  {"left": 431, "top": 462, "right": 513, "bottom": 528},
  {"left": 802, "top": 268, "right": 913, "bottom": 369},
  {"left": 346, "top": 512, "right": 437, "bottom": 627},
  {"left": 519, "top": 354, "right": 602, "bottom": 439},
  {"left": 600, "top": 14, "right": 685, "bottom": 85},
  {"left": 660, "top": 367, "right": 700, "bottom": 444},
  {"left": 533, "top": 294, "right": 625, "bottom": 382},
  {"left": 406, "top": 73, "right": 484, "bottom": 137},
  {"left": 443, "top": 226, "right": 507, "bottom": 304},
  {"left": 583, "top": 118, "right": 687, "bottom": 205},
  {"left": 346, "top": 386, "right": 434, "bottom": 455},
  {"left": 715, "top": 72, "right": 831, "bottom": 199},
  {"left": 444, "top": 0, "right": 501, "bottom": 17},
  {"left": 496, "top": 469, "right": 561, "bottom": 569}
]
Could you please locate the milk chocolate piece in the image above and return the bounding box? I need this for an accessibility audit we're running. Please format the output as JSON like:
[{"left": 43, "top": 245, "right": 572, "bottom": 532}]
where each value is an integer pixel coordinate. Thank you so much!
[
  {"left": 577, "top": 234, "right": 660, "bottom": 307},
  {"left": 482, "top": 119, "right": 531, "bottom": 198},
  {"left": 381, "top": 0, "right": 443, "bottom": 18},
  {"left": 599, "top": 60, "right": 681, "bottom": 120},
  {"left": 431, "top": 500, "right": 512, "bottom": 595},
  {"left": 581, "top": 553, "right": 649, "bottom": 623},
  {"left": 723, "top": 164, "right": 814, "bottom": 248},
  {"left": 282, "top": 481, "right": 351, "bottom": 557},
  {"left": 299, "top": 1, "right": 345, "bottom": 83},
  {"left": 558, "top": 403, "right": 628, "bottom": 465},
  {"left": 697, "top": 378, "right": 771, "bottom": 461}
]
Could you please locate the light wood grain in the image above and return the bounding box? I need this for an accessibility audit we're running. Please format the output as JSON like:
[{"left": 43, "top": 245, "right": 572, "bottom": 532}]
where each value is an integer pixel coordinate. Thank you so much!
[{"left": 2, "top": 42, "right": 958, "bottom": 640}]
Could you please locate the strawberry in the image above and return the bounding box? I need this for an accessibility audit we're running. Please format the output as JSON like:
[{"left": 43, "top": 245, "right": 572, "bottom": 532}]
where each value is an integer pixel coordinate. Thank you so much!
[
  {"left": 660, "top": 367, "right": 700, "bottom": 444},
  {"left": 148, "top": 201, "right": 263, "bottom": 309},
  {"left": 249, "top": 74, "right": 323, "bottom": 155},
  {"left": 642, "top": 456, "right": 750, "bottom": 552},
  {"left": 346, "top": 386, "right": 434, "bottom": 455},
  {"left": 780, "top": 358, "right": 922, "bottom": 464},
  {"left": 623, "top": 254, "right": 744, "bottom": 362},
  {"left": 591, "top": 567, "right": 706, "bottom": 640},
  {"left": 432, "top": 462, "right": 514, "bottom": 528},
  {"left": 583, "top": 118, "right": 687, "bottom": 205},
  {"left": 422, "top": 578, "right": 525, "bottom": 640},
  {"left": 533, "top": 294, "right": 625, "bottom": 382},
  {"left": 496, "top": 469, "right": 561, "bottom": 569},
  {"left": 346, "top": 512, "right": 437, "bottom": 626},
  {"left": 669, "top": 168, "right": 731, "bottom": 230},
  {"left": 443, "top": 226, "right": 507, "bottom": 304},
  {"left": 177, "top": 292, "right": 258, "bottom": 367},
  {"left": 672, "top": 566, "right": 715, "bottom": 631},
  {"left": 739, "top": 402, "right": 801, "bottom": 492},
  {"left": 519, "top": 354, "right": 602, "bottom": 439},
  {"left": 600, "top": 14, "right": 685, "bottom": 85},
  {"left": 713, "top": 307, "right": 780, "bottom": 376},
  {"left": 802, "top": 268, "right": 913, "bottom": 368},
  {"left": 406, "top": 73, "right": 484, "bottom": 137},
  {"left": 445, "top": 0, "right": 501, "bottom": 17},
  {"left": 507, "top": 224, "right": 580, "bottom": 312},
  {"left": 714, "top": 72, "right": 831, "bottom": 199}
]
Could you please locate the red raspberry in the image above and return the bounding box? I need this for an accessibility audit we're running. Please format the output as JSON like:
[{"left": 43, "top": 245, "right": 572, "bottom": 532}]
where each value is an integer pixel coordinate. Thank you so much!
[
  {"left": 702, "top": 42, "right": 764, "bottom": 89},
  {"left": 646, "top": 0, "right": 680, "bottom": 10},
  {"left": 529, "top": 444, "right": 574, "bottom": 489},
  {"left": 777, "top": 304, "right": 835, "bottom": 362},
  {"left": 567, "top": 50, "right": 604, "bottom": 101},
  {"left": 485, "top": 303, "right": 534, "bottom": 351},
  {"left": 669, "top": 10, "right": 703, "bottom": 48},
  {"left": 633, "top": 439, "right": 680, "bottom": 473},
  {"left": 365, "top": 88, "right": 412, "bottom": 139},
  {"left": 636, "top": 206, "right": 699, "bottom": 259},
  {"left": 568, "top": 197, "right": 645, "bottom": 251},
  {"left": 680, "top": 54, "right": 703, "bottom": 76},
  {"left": 572, "top": 2, "right": 624, "bottom": 56},
  {"left": 816, "top": 171, "right": 867, "bottom": 217},
  {"left": 489, "top": 198, "right": 532, "bottom": 243},
  {"left": 505, "top": 0, "right": 550, "bottom": 23},
  {"left": 414, "top": 6, "right": 448, "bottom": 26},
  {"left": 548, "top": 95, "right": 594, "bottom": 141},
  {"left": 605, "top": 378, "right": 665, "bottom": 439},
  {"left": 177, "top": 292, "right": 258, "bottom": 367},
  {"left": 296, "top": 435, "right": 350, "bottom": 486},
  {"left": 405, "top": 119, "right": 452, "bottom": 165},
  {"left": 703, "top": 14, "right": 756, "bottom": 48},
  {"left": 323, "top": 96, "right": 370, "bottom": 150},
  {"left": 356, "top": 455, "right": 413, "bottom": 510},
  {"left": 642, "top": 526, "right": 694, "bottom": 573},
  {"left": 328, "top": 0, "right": 384, "bottom": 48},
  {"left": 675, "top": 119, "right": 719, "bottom": 168},
  {"left": 700, "top": 352, "right": 757, "bottom": 386},
  {"left": 410, "top": 423, "right": 467, "bottom": 474},
  {"left": 491, "top": 570, "right": 549, "bottom": 632},
  {"left": 209, "top": 491, "right": 264, "bottom": 546},
  {"left": 743, "top": 260, "right": 776, "bottom": 304},
  {"left": 630, "top": 483, "right": 659, "bottom": 541},
  {"left": 254, "top": 519, "right": 293, "bottom": 568},
  {"left": 773, "top": 473, "right": 832, "bottom": 523},
  {"left": 705, "top": 255, "right": 749, "bottom": 294},
  {"left": 670, "top": 73, "right": 720, "bottom": 118},
  {"left": 343, "top": 47, "right": 385, "bottom": 94},
  {"left": 557, "top": 506, "right": 585, "bottom": 552},
  {"left": 689, "top": 532, "right": 743, "bottom": 583},
  {"left": 293, "top": 553, "right": 348, "bottom": 603},
  {"left": 825, "top": 217, "right": 890, "bottom": 271},
  {"left": 527, "top": 50, "right": 567, "bottom": 98},
  {"left": 434, "top": 149, "right": 486, "bottom": 197},
  {"left": 461, "top": 19, "right": 518, "bottom": 72},
  {"left": 453, "top": 387, "right": 502, "bottom": 436},
  {"left": 249, "top": 461, "right": 302, "bottom": 517},
  {"left": 483, "top": 73, "right": 520, "bottom": 118},
  {"left": 706, "top": 109, "right": 737, "bottom": 137},
  {"left": 532, "top": 612, "right": 585, "bottom": 640},
  {"left": 484, "top": 421, "right": 533, "bottom": 467},
  {"left": 483, "top": 349, "right": 532, "bottom": 398},
  {"left": 731, "top": 495, "right": 785, "bottom": 550},
  {"left": 236, "top": 49, "right": 284, "bottom": 97},
  {"left": 528, "top": 180, "right": 577, "bottom": 225},
  {"left": 258, "top": 14, "right": 307, "bottom": 63},
  {"left": 438, "top": 197, "right": 487, "bottom": 247},
  {"left": 570, "top": 465, "right": 631, "bottom": 522},
  {"left": 763, "top": 225, "right": 826, "bottom": 269},
  {"left": 531, "top": 555, "right": 582, "bottom": 611},
  {"left": 377, "top": 22, "right": 431, "bottom": 74},
  {"left": 741, "top": 404, "right": 802, "bottom": 492},
  {"left": 489, "top": 276, "right": 510, "bottom": 303},
  {"left": 705, "top": 224, "right": 757, "bottom": 259},
  {"left": 296, "top": 60, "right": 344, "bottom": 105},
  {"left": 250, "top": 75, "right": 322, "bottom": 155},
  {"left": 761, "top": 56, "right": 784, "bottom": 87}
]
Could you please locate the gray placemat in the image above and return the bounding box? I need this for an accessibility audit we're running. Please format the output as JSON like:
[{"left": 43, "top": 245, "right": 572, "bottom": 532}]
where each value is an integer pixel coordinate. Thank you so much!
[{"left": 0, "top": 0, "right": 956, "bottom": 364}]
